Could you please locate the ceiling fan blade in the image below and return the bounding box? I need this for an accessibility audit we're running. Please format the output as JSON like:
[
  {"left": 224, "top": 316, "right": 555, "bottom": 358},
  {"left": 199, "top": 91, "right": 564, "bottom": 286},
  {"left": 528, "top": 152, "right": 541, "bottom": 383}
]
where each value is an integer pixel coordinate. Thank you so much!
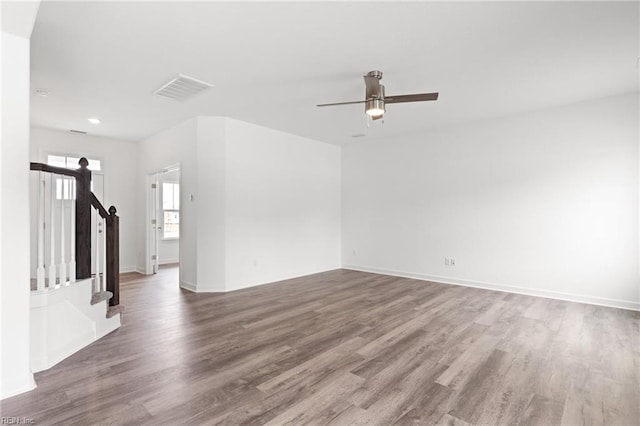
[
  {"left": 316, "top": 100, "right": 367, "bottom": 107},
  {"left": 364, "top": 75, "right": 382, "bottom": 99},
  {"left": 384, "top": 92, "right": 439, "bottom": 104}
]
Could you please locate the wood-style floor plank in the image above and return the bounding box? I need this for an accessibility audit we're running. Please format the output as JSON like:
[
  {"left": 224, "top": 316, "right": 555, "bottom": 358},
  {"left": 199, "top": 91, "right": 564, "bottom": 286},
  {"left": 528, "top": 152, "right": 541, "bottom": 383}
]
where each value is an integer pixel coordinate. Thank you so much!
[{"left": 2, "top": 266, "right": 639, "bottom": 425}]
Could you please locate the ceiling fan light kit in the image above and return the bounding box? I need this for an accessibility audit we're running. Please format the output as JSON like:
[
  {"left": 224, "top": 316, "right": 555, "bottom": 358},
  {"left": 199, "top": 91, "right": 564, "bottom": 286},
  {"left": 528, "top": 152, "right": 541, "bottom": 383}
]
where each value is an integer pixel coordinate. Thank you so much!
[
  {"left": 365, "top": 98, "right": 385, "bottom": 116},
  {"left": 317, "top": 70, "right": 439, "bottom": 122}
]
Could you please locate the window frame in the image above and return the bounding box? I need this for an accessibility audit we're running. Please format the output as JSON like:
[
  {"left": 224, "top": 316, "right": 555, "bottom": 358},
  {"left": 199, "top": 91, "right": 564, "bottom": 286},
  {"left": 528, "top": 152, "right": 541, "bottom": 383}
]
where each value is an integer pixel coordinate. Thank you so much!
[
  {"left": 161, "top": 181, "right": 180, "bottom": 240},
  {"left": 46, "top": 154, "right": 103, "bottom": 172}
]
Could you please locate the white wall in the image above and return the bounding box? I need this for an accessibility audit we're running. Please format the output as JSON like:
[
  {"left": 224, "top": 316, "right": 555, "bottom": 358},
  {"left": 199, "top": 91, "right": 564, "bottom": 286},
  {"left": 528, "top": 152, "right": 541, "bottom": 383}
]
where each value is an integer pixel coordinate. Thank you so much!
[
  {"left": 1, "top": 8, "right": 39, "bottom": 397},
  {"left": 137, "top": 117, "right": 341, "bottom": 293},
  {"left": 223, "top": 118, "right": 342, "bottom": 291},
  {"left": 29, "top": 127, "right": 138, "bottom": 272},
  {"left": 137, "top": 118, "right": 197, "bottom": 285},
  {"left": 195, "top": 117, "right": 227, "bottom": 291},
  {"left": 343, "top": 93, "right": 640, "bottom": 310}
]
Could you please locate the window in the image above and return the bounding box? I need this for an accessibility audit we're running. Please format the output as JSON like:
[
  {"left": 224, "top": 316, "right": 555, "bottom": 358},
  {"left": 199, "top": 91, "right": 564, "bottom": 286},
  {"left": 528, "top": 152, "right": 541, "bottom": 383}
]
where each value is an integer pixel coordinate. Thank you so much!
[
  {"left": 47, "top": 155, "right": 101, "bottom": 171},
  {"left": 55, "top": 178, "right": 76, "bottom": 200},
  {"left": 47, "top": 155, "right": 101, "bottom": 200},
  {"left": 162, "top": 182, "right": 180, "bottom": 239}
]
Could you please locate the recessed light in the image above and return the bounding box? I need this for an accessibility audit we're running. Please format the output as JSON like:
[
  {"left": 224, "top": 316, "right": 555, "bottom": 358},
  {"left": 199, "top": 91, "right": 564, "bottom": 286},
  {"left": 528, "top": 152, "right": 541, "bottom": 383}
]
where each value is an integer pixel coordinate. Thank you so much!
[
  {"left": 88, "top": 118, "right": 101, "bottom": 125},
  {"left": 35, "top": 89, "right": 49, "bottom": 97}
]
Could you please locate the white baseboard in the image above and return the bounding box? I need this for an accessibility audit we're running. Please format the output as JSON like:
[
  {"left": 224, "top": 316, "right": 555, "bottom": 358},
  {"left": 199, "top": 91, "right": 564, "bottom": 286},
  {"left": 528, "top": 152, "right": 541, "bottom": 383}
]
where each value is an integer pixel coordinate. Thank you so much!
[
  {"left": 159, "top": 259, "right": 179, "bottom": 265},
  {"left": 191, "top": 266, "right": 343, "bottom": 293},
  {"left": 180, "top": 280, "right": 197, "bottom": 292},
  {"left": 224, "top": 266, "right": 343, "bottom": 293},
  {"left": 342, "top": 264, "right": 640, "bottom": 312},
  {"left": 119, "top": 265, "right": 138, "bottom": 273},
  {"left": 0, "top": 376, "right": 36, "bottom": 400},
  {"left": 129, "top": 264, "right": 177, "bottom": 276}
]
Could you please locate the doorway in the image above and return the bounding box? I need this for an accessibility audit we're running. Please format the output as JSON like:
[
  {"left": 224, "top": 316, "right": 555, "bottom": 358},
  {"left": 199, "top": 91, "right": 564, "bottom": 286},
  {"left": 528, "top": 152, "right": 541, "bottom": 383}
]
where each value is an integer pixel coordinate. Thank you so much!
[{"left": 146, "top": 166, "right": 180, "bottom": 277}]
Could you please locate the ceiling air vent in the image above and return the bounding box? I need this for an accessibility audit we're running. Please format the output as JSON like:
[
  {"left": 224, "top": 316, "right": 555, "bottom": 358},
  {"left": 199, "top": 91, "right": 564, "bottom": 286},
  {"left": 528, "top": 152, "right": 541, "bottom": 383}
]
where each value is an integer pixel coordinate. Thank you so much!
[{"left": 153, "top": 74, "right": 213, "bottom": 101}]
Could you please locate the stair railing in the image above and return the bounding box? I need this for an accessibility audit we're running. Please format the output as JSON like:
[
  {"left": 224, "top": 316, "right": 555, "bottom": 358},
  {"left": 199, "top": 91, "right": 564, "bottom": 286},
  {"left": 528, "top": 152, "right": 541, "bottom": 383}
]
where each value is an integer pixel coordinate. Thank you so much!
[
  {"left": 30, "top": 157, "right": 120, "bottom": 307},
  {"left": 90, "top": 193, "right": 120, "bottom": 306}
]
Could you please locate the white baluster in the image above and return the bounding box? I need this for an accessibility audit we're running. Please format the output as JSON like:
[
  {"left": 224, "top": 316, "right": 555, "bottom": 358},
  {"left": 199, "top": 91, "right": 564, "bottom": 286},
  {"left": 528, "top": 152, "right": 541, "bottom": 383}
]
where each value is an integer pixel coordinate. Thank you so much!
[
  {"left": 69, "top": 178, "right": 76, "bottom": 284},
  {"left": 36, "top": 172, "right": 45, "bottom": 291},
  {"left": 95, "top": 210, "right": 101, "bottom": 293},
  {"left": 48, "top": 174, "right": 57, "bottom": 288},
  {"left": 58, "top": 176, "right": 67, "bottom": 286}
]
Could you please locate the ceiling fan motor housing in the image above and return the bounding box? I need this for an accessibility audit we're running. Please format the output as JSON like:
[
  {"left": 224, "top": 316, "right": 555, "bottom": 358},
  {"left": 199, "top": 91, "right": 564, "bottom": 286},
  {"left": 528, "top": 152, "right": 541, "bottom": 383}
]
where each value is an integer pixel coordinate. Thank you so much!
[{"left": 365, "top": 72, "right": 385, "bottom": 116}]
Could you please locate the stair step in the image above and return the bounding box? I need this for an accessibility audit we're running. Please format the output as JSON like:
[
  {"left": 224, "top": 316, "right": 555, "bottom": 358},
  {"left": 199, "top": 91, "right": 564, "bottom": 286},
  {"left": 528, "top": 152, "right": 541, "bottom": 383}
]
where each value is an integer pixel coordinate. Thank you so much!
[
  {"left": 107, "top": 305, "right": 124, "bottom": 319},
  {"left": 90, "top": 291, "right": 113, "bottom": 305}
]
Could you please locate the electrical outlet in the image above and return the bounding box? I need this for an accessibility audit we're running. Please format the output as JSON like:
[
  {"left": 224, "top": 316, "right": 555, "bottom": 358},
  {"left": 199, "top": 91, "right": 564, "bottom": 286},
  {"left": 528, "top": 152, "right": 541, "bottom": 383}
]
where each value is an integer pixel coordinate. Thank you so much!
[
  {"left": 450, "top": 258, "right": 456, "bottom": 266},
  {"left": 444, "top": 257, "right": 450, "bottom": 266}
]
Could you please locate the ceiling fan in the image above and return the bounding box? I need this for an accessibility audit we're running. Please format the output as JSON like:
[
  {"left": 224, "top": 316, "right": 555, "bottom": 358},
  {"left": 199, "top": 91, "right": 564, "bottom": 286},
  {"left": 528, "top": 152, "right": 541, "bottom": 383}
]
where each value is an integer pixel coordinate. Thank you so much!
[{"left": 316, "top": 70, "right": 439, "bottom": 121}]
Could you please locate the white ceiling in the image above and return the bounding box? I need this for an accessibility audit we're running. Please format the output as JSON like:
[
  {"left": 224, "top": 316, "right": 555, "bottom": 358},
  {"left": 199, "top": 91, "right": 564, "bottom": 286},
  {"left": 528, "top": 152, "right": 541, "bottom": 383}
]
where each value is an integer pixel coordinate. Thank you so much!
[
  {"left": 2, "top": 0, "right": 40, "bottom": 38},
  {"left": 30, "top": 1, "right": 639, "bottom": 145}
]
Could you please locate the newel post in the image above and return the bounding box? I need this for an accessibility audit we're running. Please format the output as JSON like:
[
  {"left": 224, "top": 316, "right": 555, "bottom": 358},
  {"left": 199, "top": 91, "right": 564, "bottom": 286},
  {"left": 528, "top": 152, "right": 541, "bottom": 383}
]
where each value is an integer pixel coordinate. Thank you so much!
[
  {"left": 106, "top": 205, "right": 120, "bottom": 306},
  {"left": 75, "top": 157, "right": 92, "bottom": 279}
]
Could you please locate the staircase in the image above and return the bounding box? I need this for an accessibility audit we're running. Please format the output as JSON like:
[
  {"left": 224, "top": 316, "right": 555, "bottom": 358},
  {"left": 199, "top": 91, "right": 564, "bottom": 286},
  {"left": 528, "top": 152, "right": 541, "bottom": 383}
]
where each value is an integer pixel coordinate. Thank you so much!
[{"left": 29, "top": 158, "right": 122, "bottom": 372}]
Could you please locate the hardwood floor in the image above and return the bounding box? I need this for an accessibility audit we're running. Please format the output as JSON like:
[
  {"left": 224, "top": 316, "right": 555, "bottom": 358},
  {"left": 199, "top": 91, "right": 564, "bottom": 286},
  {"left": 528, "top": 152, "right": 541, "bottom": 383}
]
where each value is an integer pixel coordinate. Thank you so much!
[{"left": 2, "top": 266, "right": 639, "bottom": 425}]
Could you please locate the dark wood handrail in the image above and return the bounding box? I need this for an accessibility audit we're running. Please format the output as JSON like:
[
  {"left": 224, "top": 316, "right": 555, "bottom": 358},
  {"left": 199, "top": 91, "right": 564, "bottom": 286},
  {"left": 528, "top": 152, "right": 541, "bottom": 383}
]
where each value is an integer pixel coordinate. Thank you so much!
[
  {"left": 30, "top": 162, "right": 82, "bottom": 179},
  {"left": 91, "top": 192, "right": 109, "bottom": 219}
]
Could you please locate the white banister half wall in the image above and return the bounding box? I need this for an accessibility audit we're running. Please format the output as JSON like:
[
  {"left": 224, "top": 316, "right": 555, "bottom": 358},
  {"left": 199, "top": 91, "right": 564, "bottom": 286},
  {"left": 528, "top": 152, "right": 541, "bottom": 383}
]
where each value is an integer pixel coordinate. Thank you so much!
[{"left": 27, "top": 158, "right": 123, "bottom": 377}]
